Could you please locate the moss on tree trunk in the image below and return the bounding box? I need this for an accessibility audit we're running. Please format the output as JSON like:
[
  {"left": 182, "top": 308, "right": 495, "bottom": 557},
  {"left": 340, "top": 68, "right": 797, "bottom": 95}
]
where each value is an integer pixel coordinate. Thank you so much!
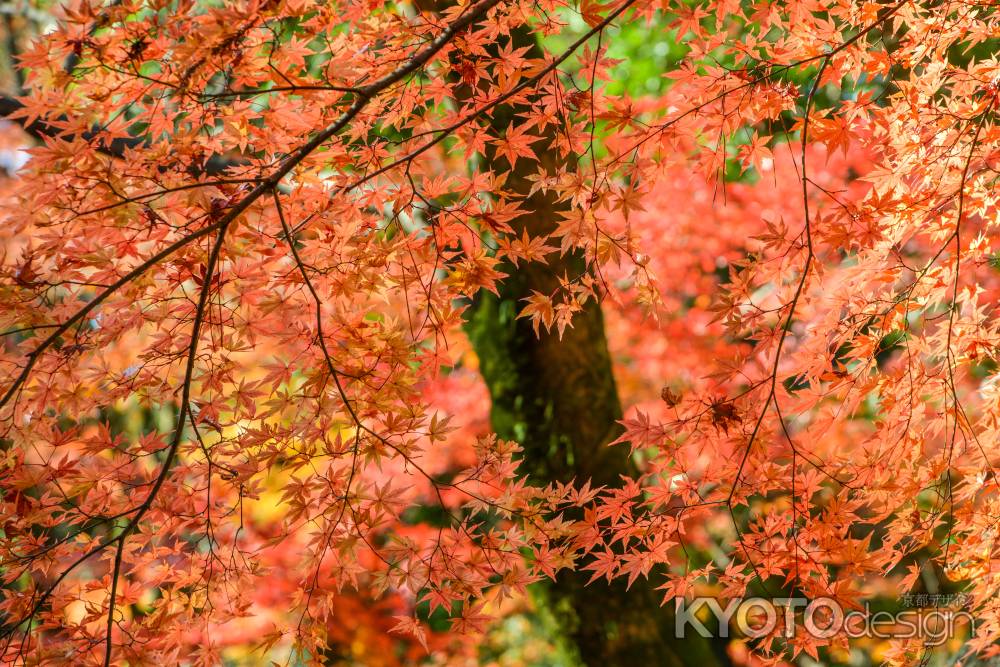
[{"left": 469, "top": 261, "right": 724, "bottom": 662}]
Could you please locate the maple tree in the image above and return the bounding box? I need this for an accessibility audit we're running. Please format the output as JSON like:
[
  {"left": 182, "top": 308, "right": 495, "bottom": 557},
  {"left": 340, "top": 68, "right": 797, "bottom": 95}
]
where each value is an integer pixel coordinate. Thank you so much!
[{"left": 0, "top": 0, "right": 999, "bottom": 664}]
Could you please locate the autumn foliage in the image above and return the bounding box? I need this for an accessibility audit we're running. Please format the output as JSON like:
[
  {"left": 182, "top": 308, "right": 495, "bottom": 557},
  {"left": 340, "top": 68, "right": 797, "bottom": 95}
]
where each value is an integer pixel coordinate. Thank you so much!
[{"left": 0, "top": 0, "right": 999, "bottom": 664}]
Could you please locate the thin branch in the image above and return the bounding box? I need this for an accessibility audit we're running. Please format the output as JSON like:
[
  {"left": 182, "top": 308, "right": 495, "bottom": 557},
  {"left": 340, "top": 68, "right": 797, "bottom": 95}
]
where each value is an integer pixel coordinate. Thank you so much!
[{"left": 0, "top": 0, "right": 505, "bottom": 416}]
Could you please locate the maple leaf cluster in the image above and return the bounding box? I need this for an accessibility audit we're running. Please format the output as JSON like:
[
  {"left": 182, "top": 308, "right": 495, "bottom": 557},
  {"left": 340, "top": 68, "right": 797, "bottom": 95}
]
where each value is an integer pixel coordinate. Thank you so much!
[{"left": 0, "top": 0, "right": 997, "bottom": 664}]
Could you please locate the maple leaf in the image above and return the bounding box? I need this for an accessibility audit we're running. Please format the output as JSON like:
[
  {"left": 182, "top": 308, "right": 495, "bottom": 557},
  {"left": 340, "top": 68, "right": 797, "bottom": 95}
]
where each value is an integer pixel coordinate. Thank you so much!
[
  {"left": 497, "top": 228, "right": 558, "bottom": 267},
  {"left": 579, "top": 0, "right": 611, "bottom": 28},
  {"left": 390, "top": 615, "right": 429, "bottom": 651},
  {"left": 517, "top": 290, "right": 556, "bottom": 335},
  {"left": 492, "top": 122, "right": 542, "bottom": 168}
]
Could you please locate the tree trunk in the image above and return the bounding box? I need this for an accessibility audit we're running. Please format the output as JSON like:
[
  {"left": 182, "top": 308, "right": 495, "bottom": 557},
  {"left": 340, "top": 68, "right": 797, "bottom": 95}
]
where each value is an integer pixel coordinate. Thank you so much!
[
  {"left": 467, "top": 285, "right": 726, "bottom": 666},
  {"left": 462, "top": 24, "right": 728, "bottom": 667}
]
